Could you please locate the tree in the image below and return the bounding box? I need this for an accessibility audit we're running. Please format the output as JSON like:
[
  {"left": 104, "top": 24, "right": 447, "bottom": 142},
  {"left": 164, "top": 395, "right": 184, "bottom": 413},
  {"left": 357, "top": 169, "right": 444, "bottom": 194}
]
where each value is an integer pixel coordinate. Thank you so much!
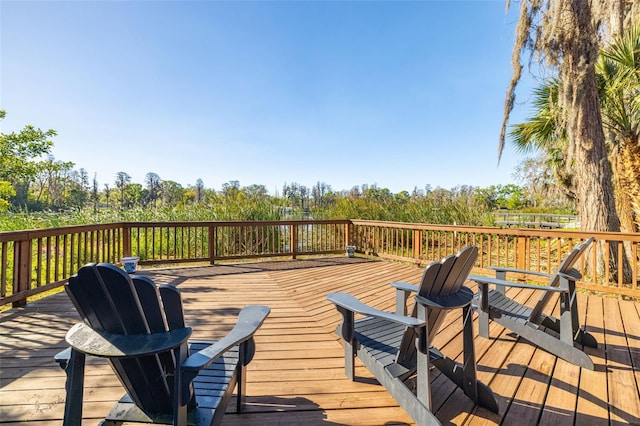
[
  {"left": 244, "top": 184, "right": 269, "bottom": 200},
  {"left": 508, "top": 79, "right": 577, "bottom": 201},
  {"left": 104, "top": 183, "right": 111, "bottom": 208},
  {"left": 0, "top": 110, "right": 57, "bottom": 207},
  {"left": 474, "top": 185, "right": 526, "bottom": 211},
  {"left": 67, "top": 185, "right": 88, "bottom": 211},
  {"left": 195, "top": 178, "right": 205, "bottom": 203},
  {"left": 91, "top": 174, "right": 100, "bottom": 213},
  {"left": 312, "top": 181, "right": 335, "bottom": 208},
  {"left": 501, "top": 1, "right": 623, "bottom": 234},
  {"left": 144, "top": 172, "right": 163, "bottom": 207},
  {"left": 78, "top": 168, "right": 89, "bottom": 193},
  {"left": 115, "top": 172, "right": 132, "bottom": 209},
  {"left": 0, "top": 181, "right": 16, "bottom": 212},
  {"left": 162, "top": 180, "right": 184, "bottom": 206},
  {"left": 33, "top": 156, "right": 75, "bottom": 209},
  {"left": 125, "top": 183, "right": 143, "bottom": 208},
  {"left": 222, "top": 180, "right": 241, "bottom": 198},
  {"left": 597, "top": 25, "right": 640, "bottom": 232},
  {"left": 512, "top": 155, "right": 575, "bottom": 210}
]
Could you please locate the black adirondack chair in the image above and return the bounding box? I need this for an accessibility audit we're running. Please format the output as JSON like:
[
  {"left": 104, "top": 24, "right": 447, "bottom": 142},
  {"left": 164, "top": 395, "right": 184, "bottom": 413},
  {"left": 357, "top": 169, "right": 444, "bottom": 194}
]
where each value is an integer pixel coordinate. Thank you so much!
[
  {"left": 327, "top": 246, "right": 498, "bottom": 425},
  {"left": 54, "top": 263, "right": 270, "bottom": 426},
  {"left": 469, "top": 237, "right": 597, "bottom": 369}
]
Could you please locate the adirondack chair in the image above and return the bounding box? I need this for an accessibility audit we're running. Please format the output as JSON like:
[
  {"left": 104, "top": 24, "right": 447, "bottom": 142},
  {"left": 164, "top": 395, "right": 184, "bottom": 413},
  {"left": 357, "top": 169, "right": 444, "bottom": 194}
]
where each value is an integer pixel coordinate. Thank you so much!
[
  {"left": 469, "top": 237, "right": 597, "bottom": 370},
  {"left": 327, "top": 246, "right": 499, "bottom": 425},
  {"left": 54, "top": 263, "right": 270, "bottom": 426}
]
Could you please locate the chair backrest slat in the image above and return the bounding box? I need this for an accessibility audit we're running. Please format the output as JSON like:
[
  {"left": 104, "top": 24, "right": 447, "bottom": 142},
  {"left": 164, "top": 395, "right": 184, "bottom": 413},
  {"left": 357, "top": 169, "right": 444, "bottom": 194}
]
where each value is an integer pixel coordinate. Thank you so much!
[
  {"left": 396, "top": 246, "right": 478, "bottom": 367},
  {"left": 132, "top": 276, "right": 168, "bottom": 333},
  {"left": 427, "top": 246, "right": 478, "bottom": 297},
  {"left": 530, "top": 237, "right": 594, "bottom": 321},
  {"left": 160, "top": 286, "right": 187, "bottom": 330},
  {"left": 69, "top": 264, "right": 125, "bottom": 333},
  {"left": 426, "top": 254, "right": 456, "bottom": 296}
]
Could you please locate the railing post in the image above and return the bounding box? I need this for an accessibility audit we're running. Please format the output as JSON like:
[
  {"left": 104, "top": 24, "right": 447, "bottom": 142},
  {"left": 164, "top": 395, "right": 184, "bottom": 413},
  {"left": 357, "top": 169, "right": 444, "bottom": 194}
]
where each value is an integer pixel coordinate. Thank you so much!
[
  {"left": 13, "top": 238, "right": 32, "bottom": 308},
  {"left": 122, "top": 223, "right": 131, "bottom": 258},
  {"left": 208, "top": 224, "right": 216, "bottom": 265},
  {"left": 290, "top": 224, "right": 298, "bottom": 259},
  {"left": 516, "top": 236, "right": 527, "bottom": 270},
  {"left": 346, "top": 221, "right": 352, "bottom": 247},
  {"left": 413, "top": 229, "right": 422, "bottom": 261}
]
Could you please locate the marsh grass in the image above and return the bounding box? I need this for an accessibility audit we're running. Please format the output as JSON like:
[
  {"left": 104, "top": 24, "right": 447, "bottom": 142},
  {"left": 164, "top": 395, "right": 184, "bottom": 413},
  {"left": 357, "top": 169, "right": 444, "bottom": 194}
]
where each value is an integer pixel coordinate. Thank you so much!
[{"left": 2, "top": 193, "right": 494, "bottom": 232}]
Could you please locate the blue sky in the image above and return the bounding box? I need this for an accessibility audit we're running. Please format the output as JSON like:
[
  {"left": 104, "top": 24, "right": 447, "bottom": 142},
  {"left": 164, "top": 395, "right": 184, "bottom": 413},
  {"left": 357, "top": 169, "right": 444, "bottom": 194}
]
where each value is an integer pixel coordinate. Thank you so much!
[{"left": 1, "top": 0, "right": 534, "bottom": 194}]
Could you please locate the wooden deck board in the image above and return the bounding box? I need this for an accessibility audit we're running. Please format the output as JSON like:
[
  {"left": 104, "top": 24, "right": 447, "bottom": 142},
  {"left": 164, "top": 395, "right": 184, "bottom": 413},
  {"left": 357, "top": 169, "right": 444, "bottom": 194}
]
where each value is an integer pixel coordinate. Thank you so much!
[{"left": 1, "top": 256, "right": 639, "bottom": 425}]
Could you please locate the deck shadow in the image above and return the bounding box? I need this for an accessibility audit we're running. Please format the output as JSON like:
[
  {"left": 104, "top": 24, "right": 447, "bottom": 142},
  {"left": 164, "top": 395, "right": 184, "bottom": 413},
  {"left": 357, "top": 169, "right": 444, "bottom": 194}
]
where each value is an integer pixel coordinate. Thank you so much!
[{"left": 139, "top": 256, "right": 378, "bottom": 287}]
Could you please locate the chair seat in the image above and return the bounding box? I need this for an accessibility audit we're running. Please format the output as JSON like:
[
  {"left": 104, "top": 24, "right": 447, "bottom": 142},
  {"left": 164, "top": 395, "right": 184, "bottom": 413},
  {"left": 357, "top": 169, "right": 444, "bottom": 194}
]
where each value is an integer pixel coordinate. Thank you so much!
[
  {"left": 486, "top": 290, "right": 538, "bottom": 325},
  {"left": 105, "top": 341, "right": 239, "bottom": 425},
  {"left": 354, "top": 317, "right": 404, "bottom": 369}
]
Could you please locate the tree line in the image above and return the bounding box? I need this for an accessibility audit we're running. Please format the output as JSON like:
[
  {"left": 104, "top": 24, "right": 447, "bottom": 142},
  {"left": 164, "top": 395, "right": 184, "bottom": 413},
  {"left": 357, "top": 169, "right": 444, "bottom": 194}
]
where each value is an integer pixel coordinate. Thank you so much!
[{"left": 1, "top": 107, "right": 574, "bottom": 231}]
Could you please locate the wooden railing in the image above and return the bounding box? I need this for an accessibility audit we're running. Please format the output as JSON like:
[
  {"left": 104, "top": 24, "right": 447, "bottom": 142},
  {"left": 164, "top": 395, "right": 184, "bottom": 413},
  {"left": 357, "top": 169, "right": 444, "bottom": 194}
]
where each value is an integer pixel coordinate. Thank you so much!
[
  {"left": 1, "top": 219, "right": 639, "bottom": 308},
  {"left": 0, "top": 223, "right": 124, "bottom": 308},
  {"left": 0, "top": 220, "right": 350, "bottom": 308},
  {"left": 350, "top": 220, "right": 640, "bottom": 298},
  {"left": 123, "top": 220, "right": 349, "bottom": 264}
]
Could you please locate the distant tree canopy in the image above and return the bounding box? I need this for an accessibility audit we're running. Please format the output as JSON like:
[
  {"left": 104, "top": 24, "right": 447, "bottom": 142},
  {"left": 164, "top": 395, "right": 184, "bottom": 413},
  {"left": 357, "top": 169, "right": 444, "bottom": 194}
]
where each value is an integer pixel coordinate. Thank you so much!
[{"left": 0, "top": 109, "right": 571, "bottom": 225}]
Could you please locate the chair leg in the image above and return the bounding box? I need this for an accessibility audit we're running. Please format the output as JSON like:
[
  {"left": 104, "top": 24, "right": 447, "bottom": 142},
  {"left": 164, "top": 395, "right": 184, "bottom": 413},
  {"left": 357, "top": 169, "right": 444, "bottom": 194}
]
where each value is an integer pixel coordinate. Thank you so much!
[
  {"left": 461, "top": 305, "right": 478, "bottom": 403},
  {"left": 577, "top": 329, "right": 598, "bottom": 348},
  {"left": 62, "top": 349, "right": 86, "bottom": 426},
  {"left": 416, "top": 305, "right": 432, "bottom": 411},
  {"left": 476, "top": 284, "right": 490, "bottom": 339},
  {"left": 478, "top": 308, "right": 490, "bottom": 339},
  {"left": 336, "top": 306, "right": 356, "bottom": 380},
  {"left": 173, "top": 344, "right": 190, "bottom": 426},
  {"left": 345, "top": 340, "right": 355, "bottom": 380},
  {"left": 237, "top": 340, "right": 251, "bottom": 413}
]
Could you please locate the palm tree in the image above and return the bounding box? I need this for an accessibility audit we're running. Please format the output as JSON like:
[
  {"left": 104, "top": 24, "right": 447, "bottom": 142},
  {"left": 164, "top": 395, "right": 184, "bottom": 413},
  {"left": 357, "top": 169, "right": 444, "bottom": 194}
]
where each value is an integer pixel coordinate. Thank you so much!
[
  {"left": 597, "top": 25, "right": 640, "bottom": 232},
  {"left": 508, "top": 80, "right": 576, "bottom": 202}
]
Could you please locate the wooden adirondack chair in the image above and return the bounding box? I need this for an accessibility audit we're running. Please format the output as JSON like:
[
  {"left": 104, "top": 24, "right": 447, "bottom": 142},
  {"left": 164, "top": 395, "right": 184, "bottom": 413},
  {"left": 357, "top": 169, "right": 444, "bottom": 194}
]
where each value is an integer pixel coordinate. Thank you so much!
[
  {"left": 327, "top": 246, "right": 499, "bottom": 425},
  {"left": 54, "top": 263, "right": 270, "bottom": 426},
  {"left": 469, "top": 237, "right": 597, "bottom": 370}
]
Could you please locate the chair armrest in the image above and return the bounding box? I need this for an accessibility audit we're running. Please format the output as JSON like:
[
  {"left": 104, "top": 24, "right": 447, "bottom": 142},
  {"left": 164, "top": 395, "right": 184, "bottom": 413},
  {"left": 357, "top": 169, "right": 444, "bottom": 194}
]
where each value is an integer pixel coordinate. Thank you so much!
[
  {"left": 181, "top": 305, "right": 270, "bottom": 372},
  {"left": 391, "top": 281, "right": 419, "bottom": 316},
  {"left": 54, "top": 347, "right": 72, "bottom": 369},
  {"left": 391, "top": 281, "right": 419, "bottom": 293},
  {"left": 64, "top": 323, "right": 192, "bottom": 358},
  {"left": 327, "top": 292, "right": 424, "bottom": 329},
  {"left": 558, "top": 271, "right": 582, "bottom": 281},
  {"left": 489, "top": 266, "right": 553, "bottom": 279},
  {"left": 468, "top": 274, "right": 567, "bottom": 293}
]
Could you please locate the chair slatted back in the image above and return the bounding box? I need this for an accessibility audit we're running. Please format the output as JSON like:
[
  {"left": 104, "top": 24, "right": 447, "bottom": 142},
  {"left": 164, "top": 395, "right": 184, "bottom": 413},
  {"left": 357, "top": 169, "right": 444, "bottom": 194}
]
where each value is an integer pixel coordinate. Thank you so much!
[
  {"left": 396, "top": 246, "right": 478, "bottom": 366},
  {"left": 65, "top": 263, "right": 188, "bottom": 416},
  {"left": 529, "top": 237, "right": 594, "bottom": 322}
]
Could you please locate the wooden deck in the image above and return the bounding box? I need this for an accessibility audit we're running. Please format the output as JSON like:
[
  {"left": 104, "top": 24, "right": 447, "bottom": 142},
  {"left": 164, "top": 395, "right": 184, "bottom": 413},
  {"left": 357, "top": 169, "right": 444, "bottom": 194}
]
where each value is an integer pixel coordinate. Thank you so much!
[{"left": 1, "top": 257, "right": 639, "bottom": 425}]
